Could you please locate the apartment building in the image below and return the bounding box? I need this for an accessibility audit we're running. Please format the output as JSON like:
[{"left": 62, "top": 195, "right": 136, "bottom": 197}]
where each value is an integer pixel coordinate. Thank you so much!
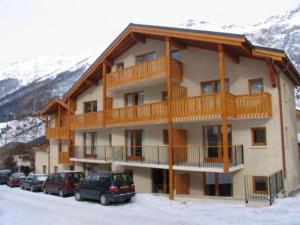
[{"left": 40, "top": 24, "right": 300, "bottom": 201}]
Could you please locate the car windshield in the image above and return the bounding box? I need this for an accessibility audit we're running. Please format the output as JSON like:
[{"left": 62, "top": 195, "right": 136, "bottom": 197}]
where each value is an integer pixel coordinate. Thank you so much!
[
  {"left": 15, "top": 173, "right": 25, "bottom": 177},
  {"left": 36, "top": 175, "right": 48, "bottom": 181},
  {"left": 0, "top": 170, "right": 11, "bottom": 175},
  {"left": 112, "top": 174, "right": 132, "bottom": 186},
  {"left": 66, "top": 173, "right": 83, "bottom": 183}
]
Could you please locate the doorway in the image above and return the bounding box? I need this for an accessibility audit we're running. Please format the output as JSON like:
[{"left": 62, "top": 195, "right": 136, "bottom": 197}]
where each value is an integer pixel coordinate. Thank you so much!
[
  {"left": 152, "top": 169, "right": 169, "bottom": 194},
  {"left": 205, "top": 172, "right": 232, "bottom": 196},
  {"left": 203, "top": 125, "right": 232, "bottom": 163},
  {"left": 125, "top": 129, "right": 144, "bottom": 161}
]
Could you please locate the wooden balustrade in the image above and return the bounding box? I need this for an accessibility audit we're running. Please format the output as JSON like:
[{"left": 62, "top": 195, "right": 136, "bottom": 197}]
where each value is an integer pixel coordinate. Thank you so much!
[
  {"left": 70, "top": 111, "right": 103, "bottom": 129},
  {"left": 106, "top": 56, "right": 183, "bottom": 90},
  {"left": 229, "top": 93, "right": 272, "bottom": 118},
  {"left": 106, "top": 102, "right": 167, "bottom": 125},
  {"left": 58, "top": 152, "right": 71, "bottom": 164},
  {"left": 46, "top": 127, "right": 68, "bottom": 139},
  {"left": 172, "top": 94, "right": 221, "bottom": 120}
]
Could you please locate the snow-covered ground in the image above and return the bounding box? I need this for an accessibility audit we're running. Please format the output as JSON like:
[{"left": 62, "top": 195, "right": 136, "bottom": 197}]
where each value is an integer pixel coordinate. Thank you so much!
[{"left": 0, "top": 185, "right": 300, "bottom": 225}]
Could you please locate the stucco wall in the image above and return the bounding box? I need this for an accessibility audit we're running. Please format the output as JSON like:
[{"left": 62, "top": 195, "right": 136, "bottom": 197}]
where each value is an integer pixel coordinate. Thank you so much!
[{"left": 35, "top": 151, "right": 48, "bottom": 174}]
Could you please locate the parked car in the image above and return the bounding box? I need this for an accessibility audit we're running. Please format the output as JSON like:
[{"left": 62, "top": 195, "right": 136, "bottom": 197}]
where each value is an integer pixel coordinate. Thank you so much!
[
  {"left": 21, "top": 174, "right": 48, "bottom": 192},
  {"left": 74, "top": 171, "right": 135, "bottom": 205},
  {"left": 43, "top": 171, "right": 84, "bottom": 197},
  {"left": 7, "top": 172, "right": 25, "bottom": 187},
  {"left": 0, "top": 169, "right": 12, "bottom": 184}
]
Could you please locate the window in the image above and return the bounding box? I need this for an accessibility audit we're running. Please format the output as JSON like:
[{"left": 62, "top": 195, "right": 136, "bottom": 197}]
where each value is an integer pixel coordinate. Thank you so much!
[
  {"left": 249, "top": 78, "right": 263, "bottom": 94},
  {"left": 162, "top": 91, "right": 168, "bottom": 102},
  {"left": 83, "top": 132, "right": 96, "bottom": 156},
  {"left": 116, "top": 62, "right": 124, "bottom": 70},
  {"left": 125, "top": 92, "right": 144, "bottom": 106},
  {"left": 42, "top": 165, "right": 47, "bottom": 174},
  {"left": 171, "top": 50, "right": 180, "bottom": 61},
  {"left": 69, "top": 165, "right": 74, "bottom": 171},
  {"left": 163, "top": 129, "right": 168, "bottom": 145},
  {"left": 125, "top": 129, "right": 144, "bottom": 158},
  {"left": 84, "top": 101, "right": 97, "bottom": 113},
  {"left": 201, "top": 79, "right": 229, "bottom": 95},
  {"left": 136, "top": 52, "right": 156, "bottom": 64},
  {"left": 251, "top": 127, "right": 267, "bottom": 146},
  {"left": 58, "top": 139, "right": 62, "bottom": 152},
  {"left": 54, "top": 166, "right": 58, "bottom": 173},
  {"left": 253, "top": 176, "right": 268, "bottom": 194}
]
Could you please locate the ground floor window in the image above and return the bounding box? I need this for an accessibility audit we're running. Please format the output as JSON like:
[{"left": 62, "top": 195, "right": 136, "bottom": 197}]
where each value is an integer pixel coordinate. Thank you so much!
[
  {"left": 251, "top": 127, "right": 267, "bottom": 146},
  {"left": 54, "top": 166, "right": 58, "bottom": 173},
  {"left": 42, "top": 165, "right": 47, "bottom": 174},
  {"left": 253, "top": 176, "right": 268, "bottom": 194}
]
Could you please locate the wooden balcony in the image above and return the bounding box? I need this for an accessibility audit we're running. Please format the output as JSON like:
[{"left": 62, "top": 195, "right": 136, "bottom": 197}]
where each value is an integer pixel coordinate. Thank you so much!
[
  {"left": 106, "top": 102, "right": 167, "bottom": 126},
  {"left": 106, "top": 56, "right": 183, "bottom": 91},
  {"left": 46, "top": 127, "right": 68, "bottom": 139},
  {"left": 70, "top": 111, "right": 104, "bottom": 129},
  {"left": 58, "top": 152, "right": 72, "bottom": 164}
]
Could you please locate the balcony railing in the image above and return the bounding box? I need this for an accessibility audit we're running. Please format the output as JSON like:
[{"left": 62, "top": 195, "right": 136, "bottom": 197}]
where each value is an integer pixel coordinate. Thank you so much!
[
  {"left": 58, "top": 152, "right": 71, "bottom": 164},
  {"left": 70, "top": 111, "right": 103, "bottom": 129},
  {"left": 72, "top": 146, "right": 113, "bottom": 161},
  {"left": 106, "top": 56, "right": 183, "bottom": 90},
  {"left": 106, "top": 102, "right": 167, "bottom": 126},
  {"left": 46, "top": 127, "right": 68, "bottom": 139},
  {"left": 173, "top": 145, "right": 244, "bottom": 168}
]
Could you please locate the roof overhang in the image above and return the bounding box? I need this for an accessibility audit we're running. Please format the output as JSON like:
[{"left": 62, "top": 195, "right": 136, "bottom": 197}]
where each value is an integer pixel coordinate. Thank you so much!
[
  {"left": 62, "top": 23, "right": 300, "bottom": 101},
  {"left": 40, "top": 97, "right": 68, "bottom": 115}
]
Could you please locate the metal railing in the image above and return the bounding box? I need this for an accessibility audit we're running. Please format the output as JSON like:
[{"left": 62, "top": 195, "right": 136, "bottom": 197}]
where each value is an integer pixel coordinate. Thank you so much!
[{"left": 244, "top": 170, "right": 284, "bottom": 205}]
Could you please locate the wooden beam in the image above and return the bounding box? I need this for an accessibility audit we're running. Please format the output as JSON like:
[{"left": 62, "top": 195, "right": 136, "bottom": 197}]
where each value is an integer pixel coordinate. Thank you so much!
[
  {"left": 103, "top": 62, "right": 107, "bottom": 127},
  {"left": 218, "top": 44, "right": 229, "bottom": 173},
  {"left": 224, "top": 46, "right": 240, "bottom": 64},
  {"left": 170, "top": 38, "right": 187, "bottom": 50},
  {"left": 130, "top": 32, "right": 146, "bottom": 43},
  {"left": 215, "top": 173, "right": 219, "bottom": 196},
  {"left": 84, "top": 79, "right": 98, "bottom": 86},
  {"left": 267, "top": 60, "right": 278, "bottom": 87},
  {"left": 67, "top": 100, "right": 72, "bottom": 160},
  {"left": 166, "top": 37, "right": 174, "bottom": 200}
]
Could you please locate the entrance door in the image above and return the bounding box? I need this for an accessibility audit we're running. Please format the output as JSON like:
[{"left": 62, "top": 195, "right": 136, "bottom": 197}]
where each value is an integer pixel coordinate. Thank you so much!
[
  {"left": 152, "top": 169, "right": 169, "bottom": 194},
  {"left": 173, "top": 129, "right": 188, "bottom": 164},
  {"left": 125, "top": 129, "right": 144, "bottom": 161},
  {"left": 175, "top": 173, "right": 190, "bottom": 195},
  {"left": 203, "top": 125, "right": 232, "bottom": 163}
]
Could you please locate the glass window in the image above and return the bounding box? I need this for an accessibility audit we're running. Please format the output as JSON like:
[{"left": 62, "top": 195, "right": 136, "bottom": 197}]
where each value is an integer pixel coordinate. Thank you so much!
[
  {"left": 136, "top": 52, "right": 156, "bottom": 64},
  {"left": 91, "top": 174, "right": 101, "bottom": 182},
  {"left": 84, "top": 101, "right": 97, "bottom": 113},
  {"left": 252, "top": 127, "right": 266, "bottom": 146},
  {"left": 163, "top": 129, "right": 168, "bottom": 145},
  {"left": 253, "top": 176, "right": 268, "bottom": 194},
  {"left": 84, "top": 132, "right": 96, "bottom": 155},
  {"left": 249, "top": 79, "right": 263, "bottom": 94},
  {"left": 116, "top": 62, "right": 124, "bottom": 70},
  {"left": 125, "top": 92, "right": 144, "bottom": 106},
  {"left": 171, "top": 50, "right": 180, "bottom": 61},
  {"left": 201, "top": 80, "right": 229, "bottom": 95},
  {"left": 162, "top": 91, "right": 168, "bottom": 102}
]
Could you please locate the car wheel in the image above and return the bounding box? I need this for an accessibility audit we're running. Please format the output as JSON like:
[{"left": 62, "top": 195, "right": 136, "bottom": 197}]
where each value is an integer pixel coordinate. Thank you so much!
[
  {"left": 21, "top": 184, "right": 24, "bottom": 189},
  {"left": 30, "top": 186, "right": 35, "bottom": 192},
  {"left": 59, "top": 189, "right": 65, "bottom": 198},
  {"left": 124, "top": 197, "right": 132, "bottom": 203},
  {"left": 100, "top": 195, "right": 109, "bottom": 205},
  {"left": 75, "top": 191, "right": 82, "bottom": 201},
  {"left": 43, "top": 187, "right": 48, "bottom": 194}
]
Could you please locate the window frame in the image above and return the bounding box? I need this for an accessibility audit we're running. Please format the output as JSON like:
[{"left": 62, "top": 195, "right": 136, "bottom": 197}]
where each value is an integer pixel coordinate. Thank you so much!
[
  {"left": 200, "top": 79, "right": 229, "bottom": 95},
  {"left": 252, "top": 176, "right": 268, "bottom": 195},
  {"left": 83, "top": 100, "right": 97, "bottom": 113},
  {"left": 124, "top": 91, "right": 144, "bottom": 106},
  {"left": 248, "top": 78, "right": 264, "bottom": 94},
  {"left": 251, "top": 127, "right": 267, "bottom": 146},
  {"left": 135, "top": 52, "right": 156, "bottom": 65}
]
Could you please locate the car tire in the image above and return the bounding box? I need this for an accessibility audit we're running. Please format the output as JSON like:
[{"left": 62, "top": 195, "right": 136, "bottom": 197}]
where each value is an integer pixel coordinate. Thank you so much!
[
  {"left": 100, "top": 195, "right": 109, "bottom": 205},
  {"left": 30, "top": 186, "right": 34, "bottom": 192},
  {"left": 43, "top": 187, "right": 48, "bottom": 194},
  {"left": 75, "top": 191, "right": 82, "bottom": 201},
  {"left": 59, "top": 189, "right": 65, "bottom": 198},
  {"left": 124, "top": 197, "right": 132, "bottom": 203},
  {"left": 21, "top": 184, "right": 24, "bottom": 190}
]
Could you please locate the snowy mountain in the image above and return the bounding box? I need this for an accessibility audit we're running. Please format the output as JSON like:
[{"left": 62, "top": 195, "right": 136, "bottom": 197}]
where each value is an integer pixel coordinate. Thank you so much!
[{"left": 181, "top": 5, "right": 300, "bottom": 71}]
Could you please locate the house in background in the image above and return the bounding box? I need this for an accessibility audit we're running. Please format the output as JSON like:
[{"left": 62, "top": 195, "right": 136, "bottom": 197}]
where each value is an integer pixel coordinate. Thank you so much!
[
  {"left": 28, "top": 136, "right": 49, "bottom": 174},
  {"left": 40, "top": 24, "right": 300, "bottom": 203}
]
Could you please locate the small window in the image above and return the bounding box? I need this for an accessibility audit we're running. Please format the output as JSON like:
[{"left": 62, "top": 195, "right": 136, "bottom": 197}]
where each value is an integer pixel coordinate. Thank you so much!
[
  {"left": 251, "top": 127, "right": 267, "bottom": 146},
  {"left": 136, "top": 52, "right": 156, "bottom": 64},
  {"left": 163, "top": 129, "right": 168, "bottom": 145},
  {"left": 116, "top": 62, "right": 124, "bottom": 70},
  {"left": 162, "top": 91, "right": 168, "bottom": 101},
  {"left": 84, "top": 101, "right": 97, "bottom": 113},
  {"left": 171, "top": 50, "right": 180, "bottom": 61},
  {"left": 249, "top": 78, "right": 263, "bottom": 94},
  {"left": 253, "top": 176, "right": 268, "bottom": 194},
  {"left": 201, "top": 80, "right": 229, "bottom": 95},
  {"left": 54, "top": 166, "right": 58, "bottom": 173}
]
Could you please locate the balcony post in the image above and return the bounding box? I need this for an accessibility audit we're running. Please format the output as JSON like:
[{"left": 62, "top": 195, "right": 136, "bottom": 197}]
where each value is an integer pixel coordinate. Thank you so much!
[
  {"left": 103, "top": 62, "right": 107, "bottom": 127},
  {"left": 166, "top": 37, "right": 174, "bottom": 200},
  {"left": 218, "top": 44, "right": 229, "bottom": 173}
]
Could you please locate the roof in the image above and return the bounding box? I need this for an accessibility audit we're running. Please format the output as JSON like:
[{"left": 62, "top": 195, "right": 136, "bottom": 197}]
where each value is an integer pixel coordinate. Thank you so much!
[
  {"left": 40, "top": 23, "right": 300, "bottom": 113},
  {"left": 27, "top": 136, "right": 48, "bottom": 147},
  {"left": 40, "top": 97, "right": 68, "bottom": 115}
]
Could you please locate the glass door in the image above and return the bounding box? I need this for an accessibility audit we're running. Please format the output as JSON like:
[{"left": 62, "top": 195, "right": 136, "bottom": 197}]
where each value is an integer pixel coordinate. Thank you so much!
[
  {"left": 84, "top": 132, "right": 96, "bottom": 158},
  {"left": 125, "top": 129, "right": 144, "bottom": 161}
]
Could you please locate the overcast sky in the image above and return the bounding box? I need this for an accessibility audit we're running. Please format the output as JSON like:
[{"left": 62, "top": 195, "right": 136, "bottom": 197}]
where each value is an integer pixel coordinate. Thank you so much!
[{"left": 0, "top": 0, "right": 299, "bottom": 65}]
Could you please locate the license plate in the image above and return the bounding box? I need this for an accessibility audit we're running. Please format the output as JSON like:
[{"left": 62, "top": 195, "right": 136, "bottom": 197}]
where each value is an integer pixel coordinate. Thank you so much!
[{"left": 120, "top": 185, "right": 128, "bottom": 189}]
